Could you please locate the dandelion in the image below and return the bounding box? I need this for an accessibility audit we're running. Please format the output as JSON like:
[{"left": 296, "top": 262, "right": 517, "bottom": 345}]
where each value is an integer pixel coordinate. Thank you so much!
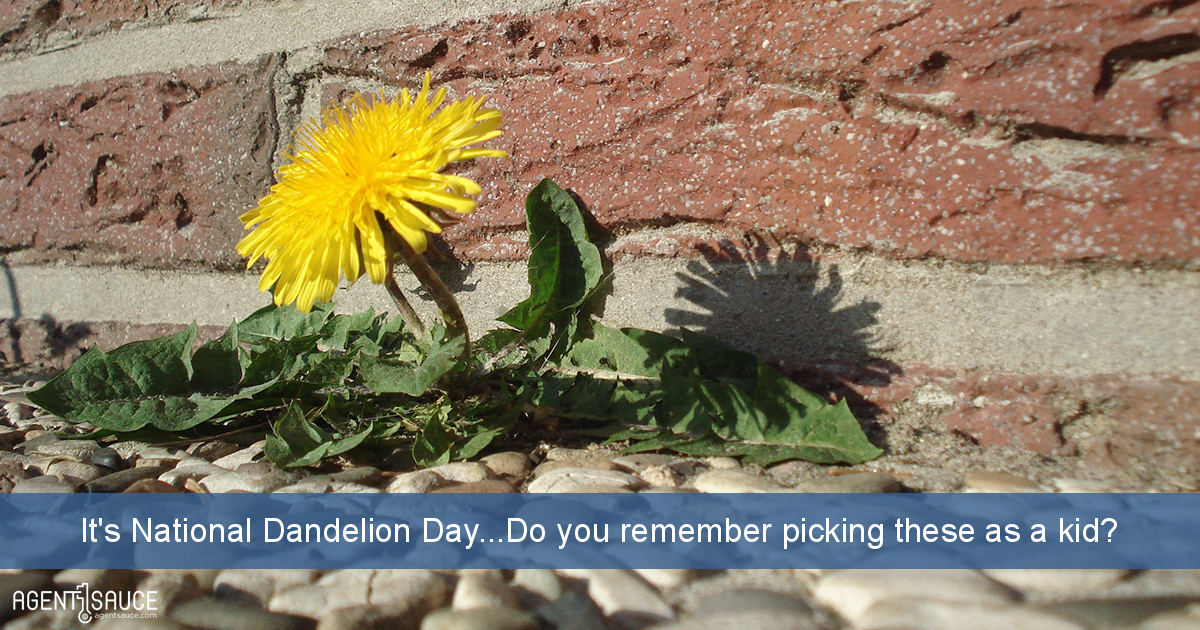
[{"left": 237, "top": 73, "right": 506, "bottom": 313}]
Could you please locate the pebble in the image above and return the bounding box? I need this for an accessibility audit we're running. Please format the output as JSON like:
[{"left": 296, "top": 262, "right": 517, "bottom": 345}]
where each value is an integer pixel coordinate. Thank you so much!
[
  {"left": 535, "top": 590, "right": 609, "bottom": 630},
  {"left": 534, "top": 458, "right": 622, "bottom": 476},
  {"left": 200, "top": 470, "right": 291, "bottom": 493},
  {"left": 124, "top": 479, "right": 182, "bottom": 493},
  {"left": 792, "top": 472, "right": 902, "bottom": 493},
  {"left": 1053, "top": 478, "right": 1120, "bottom": 493},
  {"left": 964, "top": 471, "right": 1043, "bottom": 493},
  {"left": 369, "top": 569, "right": 448, "bottom": 611},
  {"left": 215, "top": 569, "right": 319, "bottom": 608},
  {"left": 330, "top": 467, "right": 383, "bottom": 486},
  {"left": 87, "top": 464, "right": 174, "bottom": 493},
  {"left": 639, "top": 465, "right": 684, "bottom": 488},
  {"left": 95, "top": 617, "right": 185, "bottom": 630},
  {"left": 45, "top": 459, "right": 104, "bottom": 484},
  {"left": 171, "top": 598, "right": 313, "bottom": 630},
  {"left": 513, "top": 569, "right": 562, "bottom": 604},
  {"left": 270, "top": 572, "right": 370, "bottom": 618},
  {"left": 562, "top": 569, "right": 674, "bottom": 630},
  {"left": 89, "top": 447, "right": 125, "bottom": 471},
  {"left": 426, "top": 462, "right": 497, "bottom": 484},
  {"left": 611, "top": 454, "right": 678, "bottom": 473},
  {"left": 452, "top": 571, "right": 518, "bottom": 610},
  {"left": 432, "top": 480, "right": 518, "bottom": 493},
  {"left": 159, "top": 458, "right": 230, "bottom": 488},
  {"left": 1140, "top": 608, "right": 1200, "bottom": 630},
  {"left": 187, "top": 441, "right": 242, "bottom": 462},
  {"left": 386, "top": 470, "right": 449, "bottom": 493},
  {"left": 26, "top": 439, "right": 99, "bottom": 460},
  {"left": 858, "top": 599, "right": 1087, "bottom": 630},
  {"left": 691, "top": 470, "right": 781, "bottom": 493},
  {"left": 527, "top": 468, "right": 645, "bottom": 493},
  {"left": 983, "top": 569, "right": 1131, "bottom": 593},
  {"left": 137, "top": 571, "right": 205, "bottom": 616},
  {"left": 54, "top": 567, "right": 136, "bottom": 592},
  {"left": 212, "top": 441, "right": 267, "bottom": 470},
  {"left": 633, "top": 569, "right": 693, "bottom": 590},
  {"left": 703, "top": 457, "right": 740, "bottom": 470},
  {"left": 422, "top": 607, "right": 539, "bottom": 630},
  {"left": 11, "top": 476, "right": 76, "bottom": 493},
  {"left": 480, "top": 452, "right": 532, "bottom": 478},
  {"left": 2, "top": 401, "right": 29, "bottom": 425},
  {"left": 813, "top": 570, "right": 1019, "bottom": 624}
]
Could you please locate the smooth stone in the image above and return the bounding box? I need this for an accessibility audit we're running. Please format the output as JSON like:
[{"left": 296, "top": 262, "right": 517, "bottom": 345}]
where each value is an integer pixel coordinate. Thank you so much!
[
  {"left": 513, "top": 569, "right": 562, "bottom": 604},
  {"left": 137, "top": 571, "right": 205, "bottom": 616},
  {"left": 275, "top": 476, "right": 333, "bottom": 493},
  {"left": 421, "top": 607, "right": 538, "bottom": 630},
  {"left": 369, "top": 569, "right": 448, "bottom": 611},
  {"left": 983, "top": 569, "right": 1131, "bottom": 593},
  {"left": 200, "top": 471, "right": 290, "bottom": 493},
  {"left": 330, "top": 482, "right": 381, "bottom": 493},
  {"left": 452, "top": 572, "right": 518, "bottom": 610},
  {"left": 271, "top": 572, "right": 370, "bottom": 618},
  {"left": 703, "top": 457, "right": 740, "bottom": 470},
  {"left": 638, "top": 465, "right": 684, "bottom": 488},
  {"left": 46, "top": 460, "right": 104, "bottom": 484},
  {"left": 386, "top": 470, "right": 449, "bottom": 494},
  {"left": 792, "top": 472, "right": 902, "bottom": 493},
  {"left": 144, "top": 569, "right": 222, "bottom": 591},
  {"left": 692, "top": 589, "right": 813, "bottom": 618},
  {"left": 432, "top": 480, "right": 518, "bottom": 493},
  {"left": 427, "top": 462, "right": 497, "bottom": 484},
  {"left": 1141, "top": 609, "right": 1200, "bottom": 630},
  {"left": 1053, "top": 478, "right": 1121, "bottom": 493},
  {"left": 560, "top": 569, "right": 674, "bottom": 630},
  {"left": 480, "top": 452, "right": 532, "bottom": 478},
  {"left": 237, "top": 462, "right": 279, "bottom": 475},
  {"left": 859, "top": 600, "right": 1086, "bottom": 630},
  {"left": 28, "top": 439, "right": 99, "bottom": 460},
  {"left": 330, "top": 467, "right": 383, "bottom": 486},
  {"left": 534, "top": 459, "right": 621, "bottom": 476},
  {"left": 691, "top": 470, "right": 781, "bottom": 493},
  {"left": 6, "top": 609, "right": 85, "bottom": 629},
  {"left": 0, "top": 464, "right": 30, "bottom": 493},
  {"left": 527, "top": 468, "right": 645, "bottom": 493},
  {"left": 611, "top": 454, "right": 678, "bottom": 473},
  {"left": 544, "top": 448, "right": 613, "bottom": 461},
  {"left": 89, "top": 447, "right": 125, "bottom": 471},
  {"left": 633, "top": 569, "right": 693, "bottom": 590},
  {"left": 171, "top": 598, "right": 313, "bottom": 630},
  {"left": 212, "top": 441, "right": 267, "bottom": 470},
  {"left": 11, "top": 476, "right": 76, "bottom": 493},
  {"left": 54, "top": 568, "right": 137, "bottom": 592},
  {"left": 122, "top": 479, "right": 182, "bottom": 493},
  {"left": 2, "top": 401, "right": 29, "bottom": 425},
  {"left": 535, "top": 591, "right": 608, "bottom": 630},
  {"left": 159, "top": 458, "right": 228, "bottom": 489},
  {"left": 964, "top": 471, "right": 1043, "bottom": 493},
  {"left": 1038, "top": 597, "right": 1200, "bottom": 628},
  {"left": 814, "top": 570, "right": 1018, "bottom": 624},
  {"left": 87, "top": 465, "right": 174, "bottom": 493},
  {"left": 216, "top": 569, "right": 319, "bottom": 608},
  {"left": 314, "top": 604, "right": 420, "bottom": 630},
  {"left": 188, "top": 441, "right": 242, "bottom": 462},
  {"left": 564, "top": 484, "right": 636, "bottom": 493},
  {"left": 107, "top": 441, "right": 153, "bottom": 461}
]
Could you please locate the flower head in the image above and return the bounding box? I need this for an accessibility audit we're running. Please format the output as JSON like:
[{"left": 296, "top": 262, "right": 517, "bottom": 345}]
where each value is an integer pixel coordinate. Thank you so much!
[{"left": 237, "top": 73, "right": 505, "bottom": 313}]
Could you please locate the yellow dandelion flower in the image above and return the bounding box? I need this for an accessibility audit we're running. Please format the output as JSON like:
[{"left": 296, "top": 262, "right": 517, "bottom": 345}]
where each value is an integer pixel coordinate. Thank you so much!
[{"left": 236, "top": 73, "right": 506, "bottom": 313}]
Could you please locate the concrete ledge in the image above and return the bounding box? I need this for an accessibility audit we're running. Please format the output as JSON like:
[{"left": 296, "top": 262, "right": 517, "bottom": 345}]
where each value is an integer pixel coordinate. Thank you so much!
[{"left": 4, "top": 254, "right": 1198, "bottom": 379}]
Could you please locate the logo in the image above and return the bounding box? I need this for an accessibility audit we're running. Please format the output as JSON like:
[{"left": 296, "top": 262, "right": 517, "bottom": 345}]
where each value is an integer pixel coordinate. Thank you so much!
[{"left": 10, "top": 582, "right": 159, "bottom": 624}]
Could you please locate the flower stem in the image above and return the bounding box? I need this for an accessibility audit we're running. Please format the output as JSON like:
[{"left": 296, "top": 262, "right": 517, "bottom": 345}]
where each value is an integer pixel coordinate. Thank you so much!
[
  {"left": 390, "top": 232, "right": 471, "bottom": 362},
  {"left": 384, "top": 271, "right": 426, "bottom": 337}
]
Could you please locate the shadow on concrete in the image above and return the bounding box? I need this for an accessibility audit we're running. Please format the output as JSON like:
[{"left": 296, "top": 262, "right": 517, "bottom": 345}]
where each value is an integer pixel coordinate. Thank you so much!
[{"left": 663, "top": 238, "right": 901, "bottom": 438}]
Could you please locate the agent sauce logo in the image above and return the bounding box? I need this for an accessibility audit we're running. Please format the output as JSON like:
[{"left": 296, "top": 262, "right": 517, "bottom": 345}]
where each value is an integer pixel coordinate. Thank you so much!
[{"left": 10, "top": 582, "right": 159, "bottom": 623}]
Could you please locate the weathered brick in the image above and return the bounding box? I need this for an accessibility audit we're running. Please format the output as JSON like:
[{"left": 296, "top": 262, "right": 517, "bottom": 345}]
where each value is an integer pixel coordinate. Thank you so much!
[
  {"left": 0, "top": 1, "right": 271, "bottom": 58},
  {"left": 319, "top": 0, "right": 1200, "bottom": 265},
  {"left": 797, "top": 362, "right": 1200, "bottom": 487},
  {"left": 0, "top": 55, "right": 279, "bottom": 268}
]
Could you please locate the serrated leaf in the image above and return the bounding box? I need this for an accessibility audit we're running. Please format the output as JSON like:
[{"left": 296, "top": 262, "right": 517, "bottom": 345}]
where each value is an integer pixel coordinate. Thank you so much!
[
  {"left": 264, "top": 402, "right": 331, "bottom": 468},
  {"left": 239, "top": 302, "right": 334, "bottom": 343},
  {"left": 412, "top": 401, "right": 454, "bottom": 467},
  {"left": 500, "top": 179, "right": 602, "bottom": 337},
  {"left": 191, "top": 323, "right": 242, "bottom": 393},
  {"left": 361, "top": 329, "right": 465, "bottom": 396}
]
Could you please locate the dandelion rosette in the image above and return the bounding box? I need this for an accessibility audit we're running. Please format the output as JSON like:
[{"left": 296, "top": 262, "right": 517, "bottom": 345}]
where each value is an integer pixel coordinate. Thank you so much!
[{"left": 237, "top": 74, "right": 506, "bottom": 313}]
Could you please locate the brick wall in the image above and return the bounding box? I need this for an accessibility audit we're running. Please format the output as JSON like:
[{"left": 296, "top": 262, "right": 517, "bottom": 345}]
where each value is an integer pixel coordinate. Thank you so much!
[{"left": 1, "top": 0, "right": 1198, "bottom": 483}]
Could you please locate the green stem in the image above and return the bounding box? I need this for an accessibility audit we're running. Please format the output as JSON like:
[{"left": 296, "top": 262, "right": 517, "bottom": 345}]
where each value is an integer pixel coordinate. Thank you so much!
[
  {"left": 389, "top": 229, "right": 471, "bottom": 363},
  {"left": 384, "top": 270, "right": 426, "bottom": 338}
]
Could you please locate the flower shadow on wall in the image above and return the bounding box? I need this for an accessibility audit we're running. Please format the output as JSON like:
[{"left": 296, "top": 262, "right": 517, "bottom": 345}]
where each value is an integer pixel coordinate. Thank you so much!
[{"left": 663, "top": 240, "right": 901, "bottom": 444}]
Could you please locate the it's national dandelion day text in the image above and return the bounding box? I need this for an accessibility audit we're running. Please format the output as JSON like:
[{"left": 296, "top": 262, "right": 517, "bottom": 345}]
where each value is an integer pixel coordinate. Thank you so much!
[{"left": 80, "top": 514, "right": 1118, "bottom": 551}]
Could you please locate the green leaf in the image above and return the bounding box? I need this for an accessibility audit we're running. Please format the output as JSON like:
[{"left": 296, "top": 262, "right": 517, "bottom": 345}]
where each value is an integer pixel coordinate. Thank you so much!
[
  {"left": 239, "top": 303, "right": 334, "bottom": 344},
  {"left": 500, "top": 179, "right": 603, "bottom": 337},
  {"left": 361, "top": 328, "right": 465, "bottom": 396},
  {"left": 412, "top": 401, "right": 455, "bottom": 467},
  {"left": 26, "top": 326, "right": 230, "bottom": 432},
  {"left": 264, "top": 402, "right": 332, "bottom": 468},
  {"left": 191, "top": 323, "right": 242, "bottom": 393}
]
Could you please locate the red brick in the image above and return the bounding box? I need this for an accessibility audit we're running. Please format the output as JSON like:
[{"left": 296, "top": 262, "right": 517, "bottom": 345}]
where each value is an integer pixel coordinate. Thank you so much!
[
  {"left": 796, "top": 362, "right": 1200, "bottom": 486},
  {"left": 0, "top": 55, "right": 279, "bottom": 268},
  {"left": 0, "top": 1, "right": 264, "bottom": 58},
  {"left": 320, "top": 0, "right": 1200, "bottom": 265}
]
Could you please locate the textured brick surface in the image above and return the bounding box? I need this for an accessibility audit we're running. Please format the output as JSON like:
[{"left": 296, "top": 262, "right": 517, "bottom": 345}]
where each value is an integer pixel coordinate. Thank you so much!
[
  {"left": 0, "top": 318, "right": 222, "bottom": 375},
  {"left": 320, "top": 0, "right": 1200, "bottom": 264},
  {"left": 0, "top": 0, "right": 272, "bottom": 58},
  {"left": 796, "top": 363, "right": 1200, "bottom": 486},
  {"left": 0, "top": 55, "right": 279, "bottom": 268}
]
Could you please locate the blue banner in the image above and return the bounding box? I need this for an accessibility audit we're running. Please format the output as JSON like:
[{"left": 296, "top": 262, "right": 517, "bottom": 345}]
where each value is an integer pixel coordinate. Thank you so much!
[{"left": 1, "top": 493, "right": 1195, "bottom": 569}]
